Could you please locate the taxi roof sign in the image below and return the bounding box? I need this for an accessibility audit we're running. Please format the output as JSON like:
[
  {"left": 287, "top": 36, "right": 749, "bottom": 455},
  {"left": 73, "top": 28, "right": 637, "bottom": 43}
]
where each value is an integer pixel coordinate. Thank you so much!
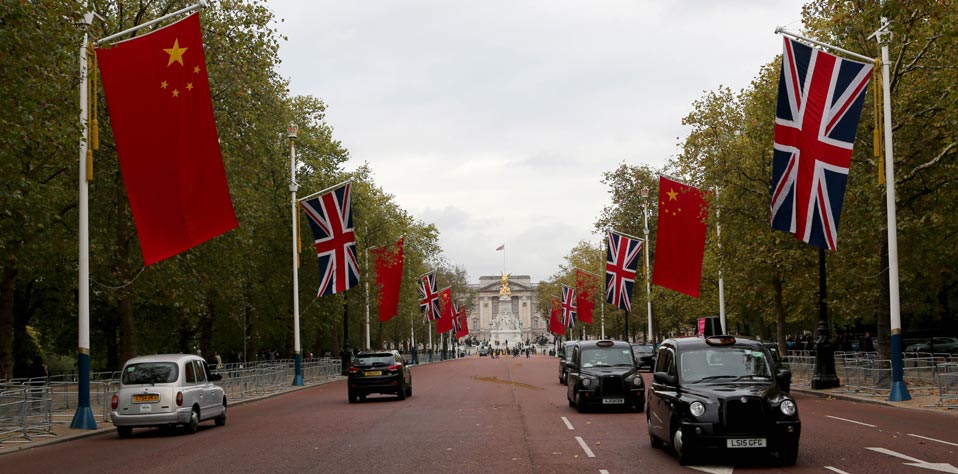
[{"left": 705, "top": 335, "right": 736, "bottom": 346}]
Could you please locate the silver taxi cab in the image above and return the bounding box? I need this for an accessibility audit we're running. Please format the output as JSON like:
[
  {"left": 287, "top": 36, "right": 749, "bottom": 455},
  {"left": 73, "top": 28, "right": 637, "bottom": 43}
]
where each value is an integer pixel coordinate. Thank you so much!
[{"left": 111, "top": 354, "right": 227, "bottom": 437}]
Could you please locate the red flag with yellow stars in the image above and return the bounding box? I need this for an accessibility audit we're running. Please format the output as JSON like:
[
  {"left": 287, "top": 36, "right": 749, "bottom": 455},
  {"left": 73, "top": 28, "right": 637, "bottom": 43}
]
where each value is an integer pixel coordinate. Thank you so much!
[
  {"left": 96, "top": 13, "right": 237, "bottom": 266},
  {"left": 549, "top": 297, "right": 565, "bottom": 335},
  {"left": 436, "top": 286, "right": 454, "bottom": 333},
  {"left": 651, "top": 176, "right": 709, "bottom": 298},
  {"left": 372, "top": 237, "right": 404, "bottom": 322}
]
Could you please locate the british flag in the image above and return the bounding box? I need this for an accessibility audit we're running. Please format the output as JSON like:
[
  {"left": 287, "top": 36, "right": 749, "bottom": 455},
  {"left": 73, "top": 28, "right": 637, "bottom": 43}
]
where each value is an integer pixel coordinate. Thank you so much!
[
  {"left": 418, "top": 270, "right": 441, "bottom": 322},
  {"left": 452, "top": 302, "right": 463, "bottom": 334},
  {"left": 771, "top": 37, "right": 873, "bottom": 250},
  {"left": 561, "top": 285, "right": 576, "bottom": 329},
  {"left": 606, "top": 230, "right": 642, "bottom": 311},
  {"left": 301, "top": 182, "right": 359, "bottom": 297}
]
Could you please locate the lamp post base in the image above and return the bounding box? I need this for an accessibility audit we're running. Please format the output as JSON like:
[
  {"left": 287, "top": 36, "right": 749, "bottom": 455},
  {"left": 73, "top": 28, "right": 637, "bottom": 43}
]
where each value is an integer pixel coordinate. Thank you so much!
[
  {"left": 811, "top": 321, "right": 840, "bottom": 390},
  {"left": 292, "top": 353, "right": 304, "bottom": 386}
]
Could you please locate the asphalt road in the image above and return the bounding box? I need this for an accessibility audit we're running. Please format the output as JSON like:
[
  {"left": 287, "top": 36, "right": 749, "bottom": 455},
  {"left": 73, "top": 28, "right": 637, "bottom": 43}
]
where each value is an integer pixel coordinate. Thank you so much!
[{"left": 2, "top": 355, "right": 956, "bottom": 474}]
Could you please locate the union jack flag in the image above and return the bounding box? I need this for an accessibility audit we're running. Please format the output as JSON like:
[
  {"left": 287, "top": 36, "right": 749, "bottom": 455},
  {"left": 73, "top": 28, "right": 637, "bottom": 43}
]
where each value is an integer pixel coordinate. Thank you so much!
[
  {"left": 561, "top": 285, "right": 576, "bottom": 329},
  {"left": 606, "top": 230, "right": 642, "bottom": 311},
  {"left": 452, "top": 302, "right": 463, "bottom": 334},
  {"left": 771, "top": 37, "right": 873, "bottom": 250},
  {"left": 418, "top": 270, "right": 441, "bottom": 322},
  {"left": 301, "top": 182, "right": 359, "bottom": 297}
]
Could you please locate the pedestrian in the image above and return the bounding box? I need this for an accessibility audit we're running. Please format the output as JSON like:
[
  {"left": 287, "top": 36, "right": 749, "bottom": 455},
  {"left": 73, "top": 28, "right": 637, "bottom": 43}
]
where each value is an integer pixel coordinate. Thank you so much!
[
  {"left": 860, "top": 332, "right": 874, "bottom": 352},
  {"left": 214, "top": 351, "right": 223, "bottom": 366}
]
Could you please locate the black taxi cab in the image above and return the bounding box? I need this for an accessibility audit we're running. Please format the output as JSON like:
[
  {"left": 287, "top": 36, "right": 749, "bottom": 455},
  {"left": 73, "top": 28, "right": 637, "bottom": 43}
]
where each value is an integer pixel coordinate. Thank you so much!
[
  {"left": 647, "top": 335, "right": 800, "bottom": 466},
  {"left": 565, "top": 340, "right": 645, "bottom": 412}
]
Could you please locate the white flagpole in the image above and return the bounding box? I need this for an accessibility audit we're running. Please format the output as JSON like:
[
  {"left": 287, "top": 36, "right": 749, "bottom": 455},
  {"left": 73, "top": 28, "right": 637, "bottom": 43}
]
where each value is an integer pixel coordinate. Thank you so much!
[
  {"left": 715, "top": 186, "right": 727, "bottom": 335},
  {"left": 73, "top": 1, "right": 208, "bottom": 430},
  {"left": 364, "top": 233, "right": 370, "bottom": 351},
  {"left": 289, "top": 123, "right": 303, "bottom": 386},
  {"left": 599, "top": 238, "right": 606, "bottom": 340},
  {"left": 642, "top": 187, "right": 654, "bottom": 343}
]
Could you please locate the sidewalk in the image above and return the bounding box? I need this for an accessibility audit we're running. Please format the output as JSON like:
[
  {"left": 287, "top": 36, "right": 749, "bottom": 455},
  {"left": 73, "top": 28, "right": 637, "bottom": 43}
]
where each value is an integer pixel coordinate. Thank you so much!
[
  {"left": 791, "top": 384, "right": 958, "bottom": 416},
  {"left": 0, "top": 375, "right": 345, "bottom": 456}
]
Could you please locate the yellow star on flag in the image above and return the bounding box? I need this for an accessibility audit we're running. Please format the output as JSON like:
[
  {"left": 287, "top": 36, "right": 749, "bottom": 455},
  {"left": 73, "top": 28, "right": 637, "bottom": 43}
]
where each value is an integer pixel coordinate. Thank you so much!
[
  {"left": 667, "top": 188, "right": 678, "bottom": 201},
  {"left": 186, "top": 83, "right": 194, "bottom": 91},
  {"left": 160, "top": 80, "right": 168, "bottom": 89},
  {"left": 172, "top": 89, "right": 180, "bottom": 98},
  {"left": 193, "top": 66, "right": 200, "bottom": 74},
  {"left": 164, "top": 39, "right": 188, "bottom": 67}
]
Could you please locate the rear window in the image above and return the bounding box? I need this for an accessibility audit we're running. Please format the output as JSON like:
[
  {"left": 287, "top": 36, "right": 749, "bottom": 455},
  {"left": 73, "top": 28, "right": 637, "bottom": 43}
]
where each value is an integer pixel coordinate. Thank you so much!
[
  {"left": 122, "top": 362, "right": 179, "bottom": 384},
  {"left": 354, "top": 354, "right": 394, "bottom": 367}
]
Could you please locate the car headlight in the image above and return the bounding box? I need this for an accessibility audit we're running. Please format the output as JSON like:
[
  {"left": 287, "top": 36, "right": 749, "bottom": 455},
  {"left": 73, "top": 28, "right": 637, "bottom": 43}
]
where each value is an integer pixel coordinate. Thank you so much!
[
  {"left": 582, "top": 378, "right": 593, "bottom": 388},
  {"left": 780, "top": 399, "right": 797, "bottom": 416},
  {"left": 690, "top": 401, "right": 706, "bottom": 417},
  {"left": 632, "top": 376, "right": 643, "bottom": 387}
]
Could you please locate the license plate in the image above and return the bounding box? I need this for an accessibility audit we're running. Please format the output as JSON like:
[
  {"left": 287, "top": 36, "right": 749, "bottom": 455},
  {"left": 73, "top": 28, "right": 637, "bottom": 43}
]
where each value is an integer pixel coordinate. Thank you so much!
[
  {"left": 727, "top": 438, "right": 766, "bottom": 448},
  {"left": 365, "top": 371, "right": 382, "bottom": 376},
  {"left": 602, "top": 398, "right": 625, "bottom": 404},
  {"left": 132, "top": 393, "right": 159, "bottom": 403}
]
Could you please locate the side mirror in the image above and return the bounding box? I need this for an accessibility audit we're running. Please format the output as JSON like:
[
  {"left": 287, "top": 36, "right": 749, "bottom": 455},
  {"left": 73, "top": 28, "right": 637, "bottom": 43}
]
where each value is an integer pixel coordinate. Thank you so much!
[
  {"left": 653, "top": 371, "right": 676, "bottom": 386},
  {"left": 566, "top": 361, "right": 578, "bottom": 371},
  {"left": 776, "top": 368, "right": 791, "bottom": 388},
  {"left": 211, "top": 373, "right": 223, "bottom": 381}
]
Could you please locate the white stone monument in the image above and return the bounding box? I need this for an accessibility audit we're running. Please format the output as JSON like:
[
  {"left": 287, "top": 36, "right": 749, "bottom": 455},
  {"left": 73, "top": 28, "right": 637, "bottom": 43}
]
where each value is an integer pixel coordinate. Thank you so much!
[{"left": 491, "top": 273, "right": 522, "bottom": 348}]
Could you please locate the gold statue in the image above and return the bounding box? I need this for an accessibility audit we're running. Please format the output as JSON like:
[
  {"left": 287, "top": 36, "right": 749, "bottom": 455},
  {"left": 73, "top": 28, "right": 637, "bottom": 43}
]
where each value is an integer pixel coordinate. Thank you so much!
[{"left": 499, "top": 273, "right": 511, "bottom": 298}]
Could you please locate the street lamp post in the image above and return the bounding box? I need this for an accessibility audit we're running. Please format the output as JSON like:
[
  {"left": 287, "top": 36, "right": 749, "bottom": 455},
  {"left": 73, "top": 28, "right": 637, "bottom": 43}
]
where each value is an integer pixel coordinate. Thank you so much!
[
  {"left": 288, "top": 122, "right": 303, "bottom": 386},
  {"left": 642, "top": 187, "right": 653, "bottom": 344}
]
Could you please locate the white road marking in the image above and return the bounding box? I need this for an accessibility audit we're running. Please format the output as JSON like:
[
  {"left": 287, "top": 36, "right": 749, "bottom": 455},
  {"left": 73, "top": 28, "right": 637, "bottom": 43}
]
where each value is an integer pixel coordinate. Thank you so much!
[
  {"left": 575, "top": 436, "right": 596, "bottom": 458},
  {"left": 868, "top": 447, "right": 958, "bottom": 473},
  {"left": 825, "top": 467, "right": 853, "bottom": 474},
  {"left": 599, "top": 470, "right": 610, "bottom": 474},
  {"left": 826, "top": 415, "right": 877, "bottom": 427},
  {"left": 908, "top": 433, "right": 958, "bottom": 447},
  {"left": 687, "top": 467, "right": 733, "bottom": 474},
  {"left": 561, "top": 416, "right": 574, "bottom": 430}
]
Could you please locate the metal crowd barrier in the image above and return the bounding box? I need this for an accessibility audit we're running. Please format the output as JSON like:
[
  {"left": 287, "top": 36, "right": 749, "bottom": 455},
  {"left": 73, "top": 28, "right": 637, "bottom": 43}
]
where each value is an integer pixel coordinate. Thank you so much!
[
  {"left": 1, "top": 359, "right": 346, "bottom": 446},
  {"left": 937, "top": 362, "right": 958, "bottom": 407}
]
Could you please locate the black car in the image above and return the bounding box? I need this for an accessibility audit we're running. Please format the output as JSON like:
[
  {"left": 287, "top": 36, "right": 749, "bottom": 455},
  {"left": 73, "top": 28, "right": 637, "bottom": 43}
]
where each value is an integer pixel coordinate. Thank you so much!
[
  {"left": 631, "top": 343, "right": 656, "bottom": 371},
  {"left": 347, "top": 351, "right": 412, "bottom": 402},
  {"left": 565, "top": 340, "right": 645, "bottom": 412},
  {"left": 557, "top": 341, "right": 577, "bottom": 385},
  {"left": 647, "top": 335, "right": 800, "bottom": 466}
]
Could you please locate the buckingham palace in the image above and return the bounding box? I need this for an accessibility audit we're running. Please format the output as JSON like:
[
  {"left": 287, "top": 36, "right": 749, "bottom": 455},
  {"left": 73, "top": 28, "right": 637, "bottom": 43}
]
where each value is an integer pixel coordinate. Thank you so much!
[{"left": 467, "top": 274, "right": 545, "bottom": 346}]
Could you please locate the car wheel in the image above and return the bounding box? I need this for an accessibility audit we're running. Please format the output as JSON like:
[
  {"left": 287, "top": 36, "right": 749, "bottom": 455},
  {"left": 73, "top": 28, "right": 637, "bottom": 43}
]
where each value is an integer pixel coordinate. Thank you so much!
[
  {"left": 348, "top": 390, "right": 357, "bottom": 403},
  {"left": 397, "top": 383, "right": 407, "bottom": 400},
  {"left": 648, "top": 416, "right": 663, "bottom": 449},
  {"left": 405, "top": 384, "right": 412, "bottom": 398},
  {"left": 672, "top": 426, "right": 693, "bottom": 465},
  {"left": 116, "top": 426, "right": 132, "bottom": 439},
  {"left": 575, "top": 393, "right": 586, "bottom": 413},
  {"left": 777, "top": 443, "right": 799, "bottom": 466},
  {"left": 185, "top": 407, "right": 200, "bottom": 434},
  {"left": 214, "top": 402, "right": 227, "bottom": 427}
]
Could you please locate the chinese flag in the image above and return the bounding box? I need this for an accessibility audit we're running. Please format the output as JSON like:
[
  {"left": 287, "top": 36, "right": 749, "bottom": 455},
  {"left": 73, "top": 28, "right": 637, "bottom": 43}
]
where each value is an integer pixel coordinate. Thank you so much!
[
  {"left": 651, "top": 176, "right": 708, "bottom": 297},
  {"left": 574, "top": 269, "right": 597, "bottom": 323},
  {"left": 456, "top": 307, "right": 470, "bottom": 338},
  {"left": 436, "top": 287, "right": 454, "bottom": 333},
  {"left": 96, "top": 14, "right": 237, "bottom": 266},
  {"left": 549, "top": 297, "right": 565, "bottom": 335},
  {"left": 372, "top": 237, "right": 404, "bottom": 322}
]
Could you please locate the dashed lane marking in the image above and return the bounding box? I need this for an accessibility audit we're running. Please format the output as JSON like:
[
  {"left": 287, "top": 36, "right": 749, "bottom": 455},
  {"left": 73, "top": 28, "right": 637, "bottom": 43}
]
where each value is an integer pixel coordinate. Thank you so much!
[
  {"left": 599, "top": 470, "right": 610, "bottom": 474},
  {"left": 826, "top": 415, "right": 877, "bottom": 428},
  {"left": 825, "top": 467, "right": 853, "bottom": 474},
  {"left": 575, "top": 436, "right": 596, "bottom": 458},
  {"left": 908, "top": 433, "right": 958, "bottom": 447},
  {"left": 561, "top": 416, "right": 574, "bottom": 430}
]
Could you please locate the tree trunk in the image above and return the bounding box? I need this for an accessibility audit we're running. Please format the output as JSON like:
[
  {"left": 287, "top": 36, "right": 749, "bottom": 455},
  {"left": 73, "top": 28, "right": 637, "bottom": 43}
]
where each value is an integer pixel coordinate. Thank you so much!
[
  {"left": 773, "top": 273, "right": 787, "bottom": 355},
  {"left": 0, "top": 265, "right": 16, "bottom": 379},
  {"left": 118, "top": 297, "right": 136, "bottom": 365},
  {"left": 200, "top": 298, "right": 215, "bottom": 358}
]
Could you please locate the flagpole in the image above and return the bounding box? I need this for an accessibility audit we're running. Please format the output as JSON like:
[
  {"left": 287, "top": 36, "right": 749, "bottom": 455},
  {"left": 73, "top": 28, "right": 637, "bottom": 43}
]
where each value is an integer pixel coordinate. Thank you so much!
[
  {"left": 777, "top": 21, "right": 909, "bottom": 401},
  {"left": 874, "top": 17, "right": 910, "bottom": 401},
  {"left": 71, "top": 10, "right": 97, "bottom": 431},
  {"left": 364, "top": 232, "right": 370, "bottom": 351},
  {"left": 599, "top": 239, "right": 605, "bottom": 340},
  {"left": 299, "top": 179, "right": 353, "bottom": 203},
  {"left": 715, "top": 186, "right": 727, "bottom": 334},
  {"left": 288, "top": 123, "right": 304, "bottom": 386},
  {"left": 72, "top": 1, "right": 208, "bottom": 430},
  {"left": 642, "top": 188, "right": 654, "bottom": 344}
]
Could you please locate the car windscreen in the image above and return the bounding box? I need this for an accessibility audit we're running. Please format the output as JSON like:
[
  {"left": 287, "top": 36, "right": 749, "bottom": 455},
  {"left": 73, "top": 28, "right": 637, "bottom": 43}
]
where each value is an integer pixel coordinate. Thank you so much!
[
  {"left": 354, "top": 355, "right": 394, "bottom": 367},
  {"left": 580, "top": 347, "right": 635, "bottom": 368},
  {"left": 122, "top": 362, "right": 179, "bottom": 384},
  {"left": 679, "top": 347, "right": 771, "bottom": 384}
]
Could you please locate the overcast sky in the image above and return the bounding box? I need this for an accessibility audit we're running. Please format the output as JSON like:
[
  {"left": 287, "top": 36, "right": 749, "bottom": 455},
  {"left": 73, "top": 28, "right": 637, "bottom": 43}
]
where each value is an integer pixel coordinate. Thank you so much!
[{"left": 269, "top": 0, "right": 806, "bottom": 284}]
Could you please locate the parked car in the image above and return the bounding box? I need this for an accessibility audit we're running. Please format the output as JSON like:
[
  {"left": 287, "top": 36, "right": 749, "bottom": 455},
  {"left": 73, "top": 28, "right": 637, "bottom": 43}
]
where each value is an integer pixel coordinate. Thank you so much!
[
  {"left": 631, "top": 343, "right": 656, "bottom": 371},
  {"left": 905, "top": 337, "right": 958, "bottom": 354},
  {"left": 647, "top": 335, "right": 800, "bottom": 466},
  {"left": 478, "top": 345, "right": 491, "bottom": 357},
  {"left": 566, "top": 340, "right": 645, "bottom": 413},
  {"left": 557, "top": 341, "right": 577, "bottom": 385},
  {"left": 111, "top": 354, "right": 226, "bottom": 438},
  {"left": 348, "top": 351, "right": 412, "bottom": 402}
]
